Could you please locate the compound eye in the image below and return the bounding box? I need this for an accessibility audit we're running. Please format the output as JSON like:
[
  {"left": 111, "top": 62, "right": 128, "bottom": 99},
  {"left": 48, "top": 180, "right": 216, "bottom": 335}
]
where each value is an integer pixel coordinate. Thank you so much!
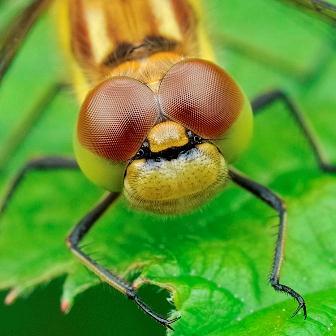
[
  {"left": 77, "top": 77, "right": 159, "bottom": 161},
  {"left": 159, "top": 59, "right": 244, "bottom": 139}
]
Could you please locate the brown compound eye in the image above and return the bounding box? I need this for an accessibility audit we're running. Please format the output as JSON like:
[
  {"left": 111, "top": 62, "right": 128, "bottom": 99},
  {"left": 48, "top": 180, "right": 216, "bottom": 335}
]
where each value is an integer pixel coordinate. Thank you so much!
[
  {"left": 77, "top": 77, "right": 159, "bottom": 162},
  {"left": 159, "top": 59, "right": 244, "bottom": 139}
]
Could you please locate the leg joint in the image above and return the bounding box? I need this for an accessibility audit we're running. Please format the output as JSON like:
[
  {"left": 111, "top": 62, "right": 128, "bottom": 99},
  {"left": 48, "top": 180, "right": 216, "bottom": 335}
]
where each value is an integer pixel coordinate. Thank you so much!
[
  {"left": 65, "top": 234, "right": 76, "bottom": 249},
  {"left": 269, "top": 277, "right": 279, "bottom": 287},
  {"left": 126, "top": 288, "right": 136, "bottom": 300}
]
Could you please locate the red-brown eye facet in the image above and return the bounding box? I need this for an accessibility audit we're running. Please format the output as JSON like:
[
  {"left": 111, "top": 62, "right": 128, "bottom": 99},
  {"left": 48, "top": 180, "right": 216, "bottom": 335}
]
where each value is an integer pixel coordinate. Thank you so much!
[
  {"left": 78, "top": 77, "right": 159, "bottom": 161},
  {"left": 159, "top": 59, "right": 243, "bottom": 139}
]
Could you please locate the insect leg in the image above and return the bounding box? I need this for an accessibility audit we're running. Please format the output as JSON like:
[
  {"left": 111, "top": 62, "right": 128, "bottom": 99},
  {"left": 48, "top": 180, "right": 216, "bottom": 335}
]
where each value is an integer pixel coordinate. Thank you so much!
[
  {"left": 251, "top": 89, "right": 336, "bottom": 172},
  {"left": 0, "top": 83, "right": 67, "bottom": 168},
  {"left": 66, "top": 193, "right": 180, "bottom": 330},
  {"left": 229, "top": 167, "right": 307, "bottom": 319},
  {"left": 0, "top": 156, "right": 78, "bottom": 215},
  {"left": 0, "top": 0, "right": 50, "bottom": 83},
  {"left": 281, "top": 0, "right": 336, "bottom": 23}
]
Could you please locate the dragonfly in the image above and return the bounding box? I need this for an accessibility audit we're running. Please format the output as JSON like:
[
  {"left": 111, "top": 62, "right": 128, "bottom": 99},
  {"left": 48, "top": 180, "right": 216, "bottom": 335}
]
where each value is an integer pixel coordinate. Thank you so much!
[{"left": 0, "top": 0, "right": 335, "bottom": 330}]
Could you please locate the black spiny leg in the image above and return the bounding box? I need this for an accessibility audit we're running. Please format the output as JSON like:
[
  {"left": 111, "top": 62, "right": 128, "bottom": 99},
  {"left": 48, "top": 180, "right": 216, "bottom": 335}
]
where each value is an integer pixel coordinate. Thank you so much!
[
  {"left": 0, "top": 0, "right": 50, "bottom": 82},
  {"left": 252, "top": 90, "right": 336, "bottom": 173},
  {"left": 0, "top": 156, "right": 78, "bottom": 216},
  {"left": 229, "top": 168, "right": 307, "bottom": 319},
  {"left": 66, "top": 193, "right": 180, "bottom": 330}
]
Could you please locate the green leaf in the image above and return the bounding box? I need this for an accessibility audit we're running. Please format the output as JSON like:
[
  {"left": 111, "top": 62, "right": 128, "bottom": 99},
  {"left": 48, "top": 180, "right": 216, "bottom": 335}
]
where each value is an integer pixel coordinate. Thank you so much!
[
  {"left": 212, "top": 288, "right": 336, "bottom": 336},
  {"left": 0, "top": 0, "right": 336, "bottom": 335}
]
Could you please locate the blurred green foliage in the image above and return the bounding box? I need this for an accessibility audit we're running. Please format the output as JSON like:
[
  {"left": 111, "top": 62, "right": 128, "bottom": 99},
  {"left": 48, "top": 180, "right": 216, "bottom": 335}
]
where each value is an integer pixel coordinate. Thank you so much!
[
  {"left": 0, "top": 0, "right": 336, "bottom": 335},
  {"left": 0, "top": 280, "right": 168, "bottom": 336}
]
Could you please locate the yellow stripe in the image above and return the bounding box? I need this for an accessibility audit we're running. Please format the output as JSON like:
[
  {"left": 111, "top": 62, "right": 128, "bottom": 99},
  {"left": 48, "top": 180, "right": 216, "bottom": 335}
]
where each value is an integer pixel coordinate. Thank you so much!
[
  {"left": 85, "top": 4, "right": 112, "bottom": 64},
  {"left": 53, "top": 0, "right": 90, "bottom": 102},
  {"left": 150, "top": 0, "right": 182, "bottom": 41},
  {"left": 189, "top": 0, "right": 216, "bottom": 61}
]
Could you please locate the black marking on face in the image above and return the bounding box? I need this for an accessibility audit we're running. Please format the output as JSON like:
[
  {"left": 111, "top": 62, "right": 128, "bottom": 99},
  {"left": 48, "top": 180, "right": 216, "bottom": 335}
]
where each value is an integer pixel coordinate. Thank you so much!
[{"left": 133, "top": 130, "right": 203, "bottom": 161}]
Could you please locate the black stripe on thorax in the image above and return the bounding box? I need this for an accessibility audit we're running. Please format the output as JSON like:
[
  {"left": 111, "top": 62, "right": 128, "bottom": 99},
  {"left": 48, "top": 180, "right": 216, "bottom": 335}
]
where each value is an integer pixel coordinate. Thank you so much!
[{"left": 102, "top": 35, "right": 178, "bottom": 67}]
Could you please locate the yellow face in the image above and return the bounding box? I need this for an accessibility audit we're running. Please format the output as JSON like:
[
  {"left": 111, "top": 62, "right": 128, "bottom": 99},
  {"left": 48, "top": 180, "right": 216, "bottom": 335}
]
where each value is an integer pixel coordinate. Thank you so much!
[
  {"left": 124, "top": 121, "right": 228, "bottom": 214},
  {"left": 74, "top": 58, "right": 253, "bottom": 215}
]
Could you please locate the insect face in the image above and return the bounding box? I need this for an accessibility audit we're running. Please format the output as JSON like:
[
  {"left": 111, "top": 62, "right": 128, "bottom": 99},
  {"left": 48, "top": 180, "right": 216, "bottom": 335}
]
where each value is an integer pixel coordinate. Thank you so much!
[
  {"left": 124, "top": 121, "right": 228, "bottom": 214},
  {"left": 75, "top": 58, "right": 253, "bottom": 214}
]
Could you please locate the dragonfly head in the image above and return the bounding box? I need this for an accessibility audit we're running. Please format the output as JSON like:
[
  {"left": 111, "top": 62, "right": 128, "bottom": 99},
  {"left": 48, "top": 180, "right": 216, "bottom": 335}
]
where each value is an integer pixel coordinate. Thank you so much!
[{"left": 74, "top": 58, "right": 253, "bottom": 214}]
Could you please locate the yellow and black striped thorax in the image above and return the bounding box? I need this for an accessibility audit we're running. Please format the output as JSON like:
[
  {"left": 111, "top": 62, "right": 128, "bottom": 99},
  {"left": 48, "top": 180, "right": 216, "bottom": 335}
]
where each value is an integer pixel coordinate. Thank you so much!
[{"left": 56, "top": 0, "right": 213, "bottom": 95}]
